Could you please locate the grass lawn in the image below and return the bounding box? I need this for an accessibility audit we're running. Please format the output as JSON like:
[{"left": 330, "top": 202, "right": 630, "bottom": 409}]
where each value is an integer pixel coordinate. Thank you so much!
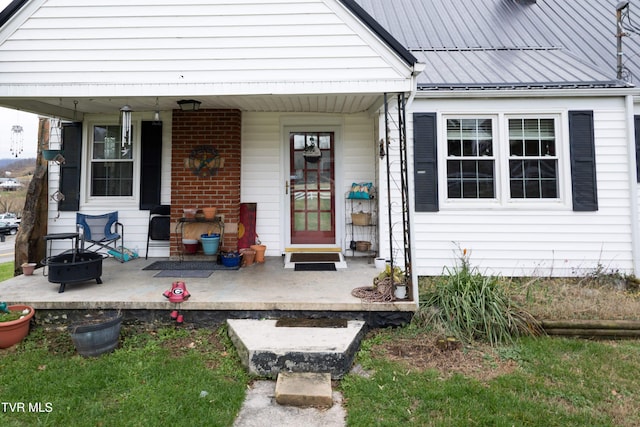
[
  {"left": 341, "top": 329, "right": 640, "bottom": 426},
  {"left": 0, "top": 326, "right": 249, "bottom": 427}
]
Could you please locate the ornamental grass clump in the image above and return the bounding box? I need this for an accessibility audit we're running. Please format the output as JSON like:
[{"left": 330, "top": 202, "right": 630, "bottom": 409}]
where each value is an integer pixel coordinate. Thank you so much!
[{"left": 418, "top": 250, "right": 541, "bottom": 346}]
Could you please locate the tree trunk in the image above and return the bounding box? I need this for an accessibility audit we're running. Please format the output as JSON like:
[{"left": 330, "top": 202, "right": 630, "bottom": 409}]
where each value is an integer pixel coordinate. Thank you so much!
[{"left": 14, "top": 118, "right": 49, "bottom": 275}]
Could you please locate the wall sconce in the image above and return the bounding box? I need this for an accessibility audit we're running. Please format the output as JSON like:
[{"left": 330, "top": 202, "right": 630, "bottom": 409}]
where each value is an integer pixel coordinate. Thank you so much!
[
  {"left": 177, "top": 99, "right": 202, "bottom": 111},
  {"left": 120, "top": 105, "right": 133, "bottom": 148},
  {"left": 379, "top": 139, "right": 386, "bottom": 159}
]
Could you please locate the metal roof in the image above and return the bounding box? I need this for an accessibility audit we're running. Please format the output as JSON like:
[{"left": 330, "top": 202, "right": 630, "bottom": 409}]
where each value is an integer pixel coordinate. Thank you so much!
[
  {"left": 413, "top": 48, "right": 623, "bottom": 90},
  {"left": 356, "top": 0, "right": 638, "bottom": 90}
]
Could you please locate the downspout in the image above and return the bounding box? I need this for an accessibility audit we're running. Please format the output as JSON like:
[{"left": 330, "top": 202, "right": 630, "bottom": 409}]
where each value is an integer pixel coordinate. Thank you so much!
[{"left": 625, "top": 94, "right": 640, "bottom": 275}]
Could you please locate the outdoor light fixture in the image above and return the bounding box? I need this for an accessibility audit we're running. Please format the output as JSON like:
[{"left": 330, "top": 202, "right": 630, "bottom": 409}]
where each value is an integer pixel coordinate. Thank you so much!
[
  {"left": 153, "top": 97, "right": 162, "bottom": 125},
  {"left": 120, "top": 104, "right": 133, "bottom": 148},
  {"left": 177, "top": 99, "right": 202, "bottom": 111}
]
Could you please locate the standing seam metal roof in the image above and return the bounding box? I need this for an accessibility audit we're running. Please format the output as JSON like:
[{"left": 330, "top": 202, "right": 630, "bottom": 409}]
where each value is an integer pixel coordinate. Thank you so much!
[{"left": 355, "top": 0, "right": 637, "bottom": 89}]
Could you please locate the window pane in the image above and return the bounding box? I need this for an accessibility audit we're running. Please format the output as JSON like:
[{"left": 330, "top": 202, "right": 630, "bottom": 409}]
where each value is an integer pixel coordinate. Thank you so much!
[
  {"left": 318, "top": 133, "right": 331, "bottom": 149},
  {"left": 447, "top": 140, "right": 461, "bottom": 156},
  {"left": 91, "top": 162, "right": 133, "bottom": 196},
  {"left": 447, "top": 159, "right": 494, "bottom": 199},
  {"left": 293, "top": 212, "right": 305, "bottom": 231},
  {"left": 307, "top": 212, "right": 318, "bottom": 231},
  {"left": 307, "top": 192, "right": 318, "bottom": 210},
  {"left": 320, "top": 212, "right": 331, "bottom": 231}
]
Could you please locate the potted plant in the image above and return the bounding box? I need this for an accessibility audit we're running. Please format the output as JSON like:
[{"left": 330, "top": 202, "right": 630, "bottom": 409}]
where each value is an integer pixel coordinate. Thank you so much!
[
  {"left": 68, "top": 310, "right": 123, "bottom": 357},
  {"left": 374, "top": 264, "right": 408, "bottom": 300},
  {"left": 0, "top": 303, "right": 35, "bottom": 348}
]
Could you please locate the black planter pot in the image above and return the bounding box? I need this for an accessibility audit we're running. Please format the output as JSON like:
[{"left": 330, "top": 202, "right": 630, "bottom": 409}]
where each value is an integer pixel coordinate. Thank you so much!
[{"left": 68, "top": 313, "right": 122, "bottom": 357}]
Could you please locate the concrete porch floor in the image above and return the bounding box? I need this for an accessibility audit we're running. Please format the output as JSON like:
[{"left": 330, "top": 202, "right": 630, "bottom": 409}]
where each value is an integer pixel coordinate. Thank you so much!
[{"left": 1, "top": 255, "right": 416, "bottom": 326}]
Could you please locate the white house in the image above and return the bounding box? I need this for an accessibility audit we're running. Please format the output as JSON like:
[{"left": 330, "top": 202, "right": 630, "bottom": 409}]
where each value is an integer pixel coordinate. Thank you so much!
[{"left": 1, "top": 0, "right": 639, "bottom": 301}]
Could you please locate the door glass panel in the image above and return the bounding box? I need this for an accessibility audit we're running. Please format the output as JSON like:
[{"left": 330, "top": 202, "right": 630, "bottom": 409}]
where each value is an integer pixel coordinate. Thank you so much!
[{"left": 289, "top": 131, "right": 335, "bottom": 244}]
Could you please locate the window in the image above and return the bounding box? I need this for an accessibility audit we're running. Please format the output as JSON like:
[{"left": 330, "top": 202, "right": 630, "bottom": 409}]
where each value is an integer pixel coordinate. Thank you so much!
[
  {"left": 91, "top": 125, "right": 133, "bottom": 196},
  {"left": 414, "top": 111, "right": 595, "bottom": 212},
  {"left": 444, "top": 115, "right": 559, "bottom": 202},
  {"left": 508, "top": 118, "right": 558, "bottom": 198},
  {"left": 446, "top": 118, "right": 495, "bottom": 198}
]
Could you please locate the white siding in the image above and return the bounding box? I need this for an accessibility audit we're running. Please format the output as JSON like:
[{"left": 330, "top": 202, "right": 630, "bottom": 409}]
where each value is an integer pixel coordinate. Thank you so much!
[
  {"left": 241, "top": 111, "right": 376, "bottom": 255},
  {"left": 0, "top": 0, "right": 412, "bottom": 95},
  {"left": 405, "top": 96, "right": 635, "bottom": 277}
]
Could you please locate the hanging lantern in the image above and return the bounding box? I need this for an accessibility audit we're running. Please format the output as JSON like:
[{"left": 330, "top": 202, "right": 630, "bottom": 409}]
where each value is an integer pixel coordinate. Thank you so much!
[
  {"left": 120, "top": 105, "right": 132, "bottom": 148},
  {"left": 303, "top": 136, "right": 321, "bottom": 163}
]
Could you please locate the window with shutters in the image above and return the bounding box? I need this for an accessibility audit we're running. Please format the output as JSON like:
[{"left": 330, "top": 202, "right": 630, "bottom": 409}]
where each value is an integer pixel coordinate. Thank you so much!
[{"left": 442, "top": 114, "right": 562, "bottom": 205}]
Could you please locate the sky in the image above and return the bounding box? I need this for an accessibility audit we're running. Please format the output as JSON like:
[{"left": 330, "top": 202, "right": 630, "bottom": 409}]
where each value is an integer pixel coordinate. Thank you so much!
[
  {"left": 0, "top": 1, "right": 39, "bottom": 159},
  {"left": 0, "top": 107, "right": 39, "bottom": 159}
]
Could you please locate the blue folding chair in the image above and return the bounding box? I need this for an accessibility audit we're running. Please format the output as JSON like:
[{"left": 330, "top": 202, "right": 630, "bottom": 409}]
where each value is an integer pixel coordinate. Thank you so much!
[{"left": 76, "top": 212, "right": 124, "bottom": 261}]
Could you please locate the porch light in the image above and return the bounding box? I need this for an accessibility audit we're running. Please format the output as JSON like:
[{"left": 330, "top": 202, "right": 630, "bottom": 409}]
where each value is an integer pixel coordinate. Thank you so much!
[
  {"left": 120, "top": 104, "right": 133, "bottom": 148},
  {"left": 153, "top": 97, "right": 162, "bottom": 125},
  {"left": 177, "top": 99, "right": 201, "bottom": 111}
]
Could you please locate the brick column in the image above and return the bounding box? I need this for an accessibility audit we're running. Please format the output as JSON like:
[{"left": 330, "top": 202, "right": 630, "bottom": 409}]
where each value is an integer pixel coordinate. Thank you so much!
[{"left": 170, "top": 109, "right": 242, "bottom": 256}]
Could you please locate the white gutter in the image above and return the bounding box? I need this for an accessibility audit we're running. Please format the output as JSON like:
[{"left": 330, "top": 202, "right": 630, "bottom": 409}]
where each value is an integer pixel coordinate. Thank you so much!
[
  {"left": 626, "top": 94, "right": 640, "bottom": 275},
  {"left": 415, "top": 87, "right": 640, "bottom": 99}
]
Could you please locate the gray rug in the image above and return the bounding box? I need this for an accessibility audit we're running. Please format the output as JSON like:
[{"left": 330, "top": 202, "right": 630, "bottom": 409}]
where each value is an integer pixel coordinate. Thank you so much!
[
  {"left": 143, "top": 261, "right": 238, "bottom": 271},
  {"left": 153, "top": 270, "right": 213, "bottom": 278}
]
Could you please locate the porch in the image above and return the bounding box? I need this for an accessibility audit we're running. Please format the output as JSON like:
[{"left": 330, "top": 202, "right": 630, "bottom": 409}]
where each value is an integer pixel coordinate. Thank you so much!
[{"left": 1, "top": 255, "right": 416, "bottom": 327}]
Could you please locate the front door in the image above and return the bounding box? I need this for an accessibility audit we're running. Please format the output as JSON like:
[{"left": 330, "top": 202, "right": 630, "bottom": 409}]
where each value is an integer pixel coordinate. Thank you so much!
[{"left": 289, "top": 132, "right": 335, "bottom": 244}]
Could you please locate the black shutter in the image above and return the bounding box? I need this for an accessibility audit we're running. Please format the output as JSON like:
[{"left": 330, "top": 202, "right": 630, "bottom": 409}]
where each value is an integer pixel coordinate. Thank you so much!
[
  {"left": 139, "top": 121, "right": 163, "bottom": 210},
  {"left": 413, "top": 113, "right": 438, "bottom": 212},
  {"left": 635, "top": 115, "right": 640, "bottom": 183},
  {"left": 58, "top": 122, "right": 82, "bottom": 211},
  {"left": 569, "top": 110, "right": 598, "bottom": 211}
]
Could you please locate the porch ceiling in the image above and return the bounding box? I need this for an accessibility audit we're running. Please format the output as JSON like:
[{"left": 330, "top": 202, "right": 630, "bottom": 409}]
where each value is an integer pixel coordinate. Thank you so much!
[{"left": 0, "top": 93, "right": 384, "bottom": 120}]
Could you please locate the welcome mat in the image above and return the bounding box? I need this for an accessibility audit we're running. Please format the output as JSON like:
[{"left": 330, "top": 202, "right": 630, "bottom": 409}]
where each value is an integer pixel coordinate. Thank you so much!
[
  {"left": 153, "top": 270, "right": 213, "bottom": 278},
  {"left": 294, "top": 263, "right": 337, "bottom": 271},
  {"left": 289, "top": 252, "right": 341, "bottom": 263},
  {"left": 143, "top": 261, "right": 239, "bottom": 271}
]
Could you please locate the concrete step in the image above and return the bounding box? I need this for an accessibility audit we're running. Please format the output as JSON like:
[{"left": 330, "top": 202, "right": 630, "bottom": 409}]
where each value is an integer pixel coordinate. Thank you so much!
[
  {"left": 227, "top": 318, "right": 366, "bottom": 379},
  {"left": 275, "top": 372, "right": 333, "bottom": 408}
]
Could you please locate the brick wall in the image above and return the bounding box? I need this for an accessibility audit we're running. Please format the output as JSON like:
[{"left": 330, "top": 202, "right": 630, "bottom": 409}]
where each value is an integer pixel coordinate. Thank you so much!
[{"left": 170, "top": 109, "right": 242, "bottom": 256}]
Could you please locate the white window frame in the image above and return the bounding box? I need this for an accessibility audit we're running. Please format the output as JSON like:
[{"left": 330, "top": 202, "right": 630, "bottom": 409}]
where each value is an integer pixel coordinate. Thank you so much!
[
  {"left": 440, "top": 112, "right": 571, "bottom": 210},
  {"left": 83, "top": 118, "right": 140, "bottom": 206}
]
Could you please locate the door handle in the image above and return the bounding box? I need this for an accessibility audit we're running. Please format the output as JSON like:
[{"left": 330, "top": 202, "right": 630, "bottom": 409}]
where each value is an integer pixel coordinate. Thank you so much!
[{"left": 285, "top": 180, "right": 289, "bottom": 195}]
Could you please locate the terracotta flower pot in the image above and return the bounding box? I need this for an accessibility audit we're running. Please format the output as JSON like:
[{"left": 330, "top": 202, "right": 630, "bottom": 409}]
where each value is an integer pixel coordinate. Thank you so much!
[
  {"left": 0, "top": 304, "right": 35, "bottom": 348},
  {"left": 250, "top": 244, "right": 266, "bottom": 263},
  {"left": 202, "top": 207, "right": 217, "bottom": 220},
  {"left": 21, "top": 262, "right": 36, "bottom": 276},
  {"left": 240, "top": 248, "right": 256, "bottom": 266}
]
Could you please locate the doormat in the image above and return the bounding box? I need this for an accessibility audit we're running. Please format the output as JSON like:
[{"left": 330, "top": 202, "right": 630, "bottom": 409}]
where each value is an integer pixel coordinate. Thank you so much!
[
  {"left": 294, "top": 263, "right": 337, "bottom": 271},
  {"left": 275, "top": 318, "right": 347, "bottom": 328},
  {"left": 154, "top": 270, "right": 213, "bottom": 278},
  {"left": 289, "top": 252, "right": 341, "bottom": 263},
  {"left": 143, "top": 261, "right": 239, "bottom": 271}
]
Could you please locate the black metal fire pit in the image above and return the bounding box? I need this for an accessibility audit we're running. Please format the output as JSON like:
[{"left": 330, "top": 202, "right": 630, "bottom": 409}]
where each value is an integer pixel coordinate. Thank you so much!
[{"left": 46, "top": 251, "right": 104, "bottom": 293}]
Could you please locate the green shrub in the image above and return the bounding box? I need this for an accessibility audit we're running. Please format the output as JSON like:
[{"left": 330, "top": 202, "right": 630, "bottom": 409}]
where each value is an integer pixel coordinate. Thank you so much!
[{"left": 417, "top": 250, "right": 541, "bottom": 345}]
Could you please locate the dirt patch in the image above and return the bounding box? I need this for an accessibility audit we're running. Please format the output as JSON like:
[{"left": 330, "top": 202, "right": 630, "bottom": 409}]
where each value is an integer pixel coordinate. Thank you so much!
[{"left": 369, "top": 331, "right": 517, "bottom": 382}]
